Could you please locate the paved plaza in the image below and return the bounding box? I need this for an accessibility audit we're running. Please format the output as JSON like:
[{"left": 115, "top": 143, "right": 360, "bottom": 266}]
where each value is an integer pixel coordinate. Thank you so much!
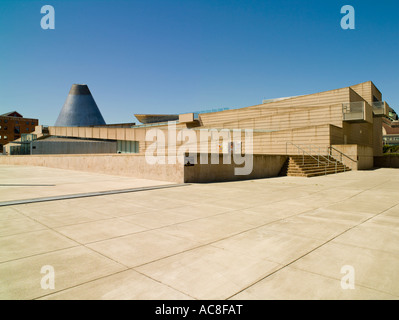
[{"left": 0, "top": 165, "right": 398, "bottom": 300}]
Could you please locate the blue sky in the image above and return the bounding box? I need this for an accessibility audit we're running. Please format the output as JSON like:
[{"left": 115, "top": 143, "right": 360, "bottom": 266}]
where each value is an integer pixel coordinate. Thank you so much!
[{"left": 0, "top": 0, "right": 398, "bottom": 125}]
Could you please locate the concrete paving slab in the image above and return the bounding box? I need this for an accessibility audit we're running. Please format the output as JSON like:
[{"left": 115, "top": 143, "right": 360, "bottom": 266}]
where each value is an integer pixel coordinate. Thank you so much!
[
  {"left": 14, "top": 207, "right": 108, "bottom": 228},
  {"left": 158, "top": 212, "right": 260, "bottom": 244},
  {"left": 0, "top": 207, "right": 25, "bottom": 220},
  {"left": 87, "top": 230, "right": 202, "bottom": 267},
  {"left": 331, "top": 221, "right": 399, "bottom": 255},
  {"left": 258, "top": 215, "right": 354, "bottom": 241},
  {"left": 121, "top": 210, "right": 205, "bottom": 229},
  {"left": 54, "top": 218, "right": 148, "bottom": 244},
  {"left": 242, "top": 202, "right": 315, "bottom": 218},
  {"left": 0, "top": 246, "right": 126, "bottom": 299},
  {"left": 0, "top": 217, "right": 47, "bottom": 237},
  {"left": 230, "top": 266, "right": 398, "bottom": 300},
  {"left": 290, "top": 242, "right": 399, "bottom": 297},
  {"left": 162, "top": 203, "right": 232, "bottom": 218},
  {"left": 212, "top": 228, "right": 324, "bottom": 265},
  {"left": 136, "top": 245, "right": 281, "bottom": 300},
  {"left": 39, "top": 269, "right": 192, "bottom": 300},
  {"left": 11, "top": 201, "right": 75, "bottom": 215},
  {"left": 0, "top": 165, "right": 174, "bottom": 202},
  {"left": 326, "top": 197, "right": 397, "bottom": 214},
  {"left": 380, "top": 204, "right": 399, "bottom": 218},
  {"left": 367, "top": 213, "right": 399, "bottom": 228},
  {"left": 0, "top": 229, "right": 78, "bottom": 263},
  {"left": 299, "top": 207, "right": 374, "bottom": 225},
  {"left": 83, "top": 201, "right": 154, "bottom": 217}
]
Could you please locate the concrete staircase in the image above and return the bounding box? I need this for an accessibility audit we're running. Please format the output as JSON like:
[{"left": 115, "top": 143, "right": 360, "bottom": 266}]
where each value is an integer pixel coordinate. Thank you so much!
[{"left": 280, "top": 155, "right": 351, "bottom": 177}]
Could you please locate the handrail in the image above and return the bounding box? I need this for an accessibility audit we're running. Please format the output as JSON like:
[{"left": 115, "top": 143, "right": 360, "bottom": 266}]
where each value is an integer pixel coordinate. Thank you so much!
[
  {"left": 328, "top": 146, "right": 358, "bottom": 163},
  {"left": 303, "top": 143, "right": 338, "bottom": 166},
  {"left": 286, "top": 142, "right": 340, "bottom": 174},
  {"left": 286, "top": 142, "right": 337, "bottom": 165}
]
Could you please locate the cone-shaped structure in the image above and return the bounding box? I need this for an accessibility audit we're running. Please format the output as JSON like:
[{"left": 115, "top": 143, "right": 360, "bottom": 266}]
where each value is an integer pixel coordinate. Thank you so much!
[{"left": 54, "top": 84, "right": 106, "bottom": 127}]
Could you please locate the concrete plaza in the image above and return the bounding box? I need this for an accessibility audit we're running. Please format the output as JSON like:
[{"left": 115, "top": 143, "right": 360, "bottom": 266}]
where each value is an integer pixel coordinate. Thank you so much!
[{"left": 0, "top": 165, "right": 398, "bottom": 300}]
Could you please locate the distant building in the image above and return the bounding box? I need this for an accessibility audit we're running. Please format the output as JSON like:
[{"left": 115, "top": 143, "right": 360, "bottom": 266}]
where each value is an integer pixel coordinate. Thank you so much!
[
  {"left": 0, "top": 111, "right": 38, "bottom": 153},
  {"left": 382, "top": 116, "right": 399, "bottom": 145},
  {"left": 54, "top": 84, "right": 106, "bottom": 127},
  {"left": 135, "top": 114, "right": 179, "bottom": 124}
]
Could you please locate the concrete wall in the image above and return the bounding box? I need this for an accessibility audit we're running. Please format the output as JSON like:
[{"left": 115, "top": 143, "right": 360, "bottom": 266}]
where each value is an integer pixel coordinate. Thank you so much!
[
  {"left": 330, "top": 144, "right": 374, "bottom": 170},
  {"left": 184, "top": 154, "right": 287, "bottom": 183},
  {"left": 0, "top": 153, "right": 288, "bottom": 183},
  {"left": 372, "top": 117, "right": 383, "bottom": 157},
  {"left": 199, "top": 87, "right": 352, "bottom": 128},
  {"left": 0, "top": 154, "right": 184, "bottom": 183},
  {"left": 179, "top": 113, "right": 195, "bottom": 123},
  {"left": 374, "top": 155, "right": 399, "bottom": 168},
  {"left": 32, "top": 140, "right": 117, "bottom": 155},
  {"left": 343, "top": 122, "right": 374, "bottom": 148},
  {"left": 205, "top": 104, "right": 344, "bottom": 131},
  {"left": 350, "top": 81, "right": 382, "bottom": 105}
]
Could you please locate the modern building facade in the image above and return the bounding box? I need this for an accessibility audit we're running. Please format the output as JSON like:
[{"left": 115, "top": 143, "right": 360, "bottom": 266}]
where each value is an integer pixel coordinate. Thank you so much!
[
  {"left": 1, "top": 81, "right": 395, "bottom": 182},
  {"left": 0, "top": 111, "right": 38, "bottom": 153}
]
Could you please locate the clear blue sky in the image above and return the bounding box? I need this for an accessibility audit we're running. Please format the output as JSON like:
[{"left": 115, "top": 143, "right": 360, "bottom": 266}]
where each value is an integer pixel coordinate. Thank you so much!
[{"left": 0, "top": 0, "right": 398, "bottom": 125}]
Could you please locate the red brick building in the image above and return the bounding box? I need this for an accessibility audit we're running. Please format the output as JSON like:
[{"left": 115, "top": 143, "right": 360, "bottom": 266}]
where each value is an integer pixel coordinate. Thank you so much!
[{"left": 0, "top": 111, "right": 39, "bottom": 152}]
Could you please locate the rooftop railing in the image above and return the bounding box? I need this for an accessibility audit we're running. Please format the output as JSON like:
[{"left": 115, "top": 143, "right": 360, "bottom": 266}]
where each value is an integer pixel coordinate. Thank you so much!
[
  {"left": 193, "top": 108, "right": 229, "bottom": 119},
  {"left": 132, "top": 121, "right": 178, "bottom": 128}
]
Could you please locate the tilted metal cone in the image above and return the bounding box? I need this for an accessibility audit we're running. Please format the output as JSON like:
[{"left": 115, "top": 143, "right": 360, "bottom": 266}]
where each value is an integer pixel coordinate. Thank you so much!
[{"left": 54, "top": 84, "right": 106, "bottom": 127}]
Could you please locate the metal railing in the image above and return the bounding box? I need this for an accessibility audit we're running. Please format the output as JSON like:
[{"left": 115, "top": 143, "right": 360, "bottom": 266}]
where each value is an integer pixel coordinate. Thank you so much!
[
  {"left": 286, "top": 142, "right": 339, "bottom": 174},
  {"left": 193, "top": 108, "right": 230, "bottom": 120},
  {"left": 372, "top": 101, "right": 388, "bottom": 116},
  {"left": 328, "top": 146, "right": 357, "bottom": 169},
  {"left": 342, "top": 102, "right": 365, "bottom": 121}
]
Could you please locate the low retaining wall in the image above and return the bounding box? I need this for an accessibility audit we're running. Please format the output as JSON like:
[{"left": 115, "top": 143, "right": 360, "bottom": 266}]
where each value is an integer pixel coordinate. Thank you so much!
[
  {"left": 0, "top": 153, "right": 287, "bottom": 183},
  {"left": 330, "top": 144, "right": 374, "bottom": 170},
  {"left": 0, "top": 154, "right": 184, "bottom": 183},
  {"left": 374, "top": 155, "right": 399, "bottom": 168},
  {"left": 183, "top": 154, "right": 288, "bottom": 183}
]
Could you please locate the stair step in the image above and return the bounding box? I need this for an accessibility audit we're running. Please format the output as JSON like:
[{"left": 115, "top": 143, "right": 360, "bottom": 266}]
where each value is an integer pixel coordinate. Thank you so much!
[
  {"left": 288, "top": 167, "right": 349, "bottom": 172},
  {"left": 289, "top": 163, "right": 347, "bottom": 168},
  {"left": 288, "top": 169, "right": 349, "bottom": 175},
  {"left": 280, "top": 154, "right": 352, "bottom": 177}
]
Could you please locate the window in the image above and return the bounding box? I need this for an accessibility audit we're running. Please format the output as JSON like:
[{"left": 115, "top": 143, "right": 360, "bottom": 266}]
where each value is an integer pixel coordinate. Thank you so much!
[
  {"left": 4, "top": 126, "right": 7, "bottom": 130},
  {"left": 4, "top": 119, "right": 7, "bottom": 123},
  {"left": 31, "top": 121, "right": 35, "bottom": 125},
  {"left": 4, "top": 136, "right": 7, "bottom": 139},
  {"left": 117, "top": 141, "right": 139, "bottom": 153},
  {"left": 14, "top": 126, "right": 20, "bottom": 134},
  {"left": 26, "top": 121, "right": 29, "bottom": 125},
  {"left": 15, "top": 121, "right": 19, "bottom": 124}
]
